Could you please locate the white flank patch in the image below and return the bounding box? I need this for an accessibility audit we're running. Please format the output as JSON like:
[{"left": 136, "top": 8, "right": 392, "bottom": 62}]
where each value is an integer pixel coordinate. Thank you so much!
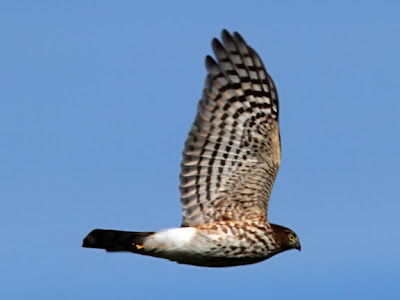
[{"left": 144, "top": 227, "right": 197, "bottom": 252}]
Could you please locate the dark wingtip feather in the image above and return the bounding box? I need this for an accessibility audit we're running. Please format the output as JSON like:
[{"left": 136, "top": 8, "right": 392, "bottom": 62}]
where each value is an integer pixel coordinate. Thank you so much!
[
  {"left": 205, "top": 55, "right": 217, "bottom": 72},
  {"left": 221, "top": 28, "right": 229, "bottom": 35},
  {"left": 221, "top": 29, "right": 232, "bottom": 43},
  {"left": 233, "top": 31, "right": 246, "bottom": 44},
  {"left": 211, "top": 37, "right": 224, "bottom": 54}
]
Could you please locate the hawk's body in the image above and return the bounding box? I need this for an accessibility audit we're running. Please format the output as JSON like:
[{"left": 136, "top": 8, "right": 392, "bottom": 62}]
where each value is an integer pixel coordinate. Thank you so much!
[{"left": 83, "top": 30, "right": 301, "bottom": 267}]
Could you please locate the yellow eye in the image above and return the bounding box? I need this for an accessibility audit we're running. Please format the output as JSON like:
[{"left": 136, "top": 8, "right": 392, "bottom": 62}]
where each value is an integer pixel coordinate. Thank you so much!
[{"left": 288, "top": 233, "right": 295, "bottom": 242}]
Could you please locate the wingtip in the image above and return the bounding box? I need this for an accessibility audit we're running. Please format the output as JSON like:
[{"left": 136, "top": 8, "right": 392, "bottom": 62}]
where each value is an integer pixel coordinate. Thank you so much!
[
  {"left": 232, "top": 31, "right": 246, "bottom": 45},
  {"left": 221, "top": 28, "right": 230, "bottom": 37},
  {"left": 205, "top": 55, "right": 217, "bottom": 71}
]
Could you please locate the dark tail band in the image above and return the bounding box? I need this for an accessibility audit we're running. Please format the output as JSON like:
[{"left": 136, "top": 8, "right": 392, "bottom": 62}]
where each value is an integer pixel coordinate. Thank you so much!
[{"left": 82, "top": 229, "right": 154, "bottom": 252}]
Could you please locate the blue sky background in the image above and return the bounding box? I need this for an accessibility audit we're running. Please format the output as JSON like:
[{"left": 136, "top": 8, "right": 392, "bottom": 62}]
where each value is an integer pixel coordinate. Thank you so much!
[{"left": 1, "top": 1, "right": 399, "bottom": 299}]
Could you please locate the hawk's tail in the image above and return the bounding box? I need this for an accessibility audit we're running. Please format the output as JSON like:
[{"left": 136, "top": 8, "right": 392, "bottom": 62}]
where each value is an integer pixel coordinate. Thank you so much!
[{"left": 82, "top": 229, "right": 154, "bottom": 252}]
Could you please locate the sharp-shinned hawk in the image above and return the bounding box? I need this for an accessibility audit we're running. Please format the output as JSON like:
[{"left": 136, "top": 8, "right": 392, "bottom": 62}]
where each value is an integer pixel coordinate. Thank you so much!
[{"left": 82, "top": 30, "right": 301, "bottom": 267}]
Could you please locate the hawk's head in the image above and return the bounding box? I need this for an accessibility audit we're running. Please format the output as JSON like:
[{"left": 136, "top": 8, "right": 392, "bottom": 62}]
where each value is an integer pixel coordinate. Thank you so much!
[{"left": 271, "top": 223, "right": 301, "bottom": 252}]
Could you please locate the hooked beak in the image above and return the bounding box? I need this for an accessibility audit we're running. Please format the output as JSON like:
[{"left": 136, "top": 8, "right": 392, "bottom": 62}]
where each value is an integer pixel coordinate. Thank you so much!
[{"left": 295, "top": 241, "right": 301, "bottom": 251}]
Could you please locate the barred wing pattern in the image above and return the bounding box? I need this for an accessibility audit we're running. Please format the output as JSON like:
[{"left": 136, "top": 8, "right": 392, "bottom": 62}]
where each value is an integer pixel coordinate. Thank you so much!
[{"left": 180, "top": 30, "right": 281, "bottom": 227}]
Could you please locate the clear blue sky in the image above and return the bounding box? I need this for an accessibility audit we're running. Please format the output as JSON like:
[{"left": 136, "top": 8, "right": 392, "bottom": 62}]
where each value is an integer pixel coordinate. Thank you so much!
[{"left": 1, "top": 1, "right": 399, "bottom": 299}]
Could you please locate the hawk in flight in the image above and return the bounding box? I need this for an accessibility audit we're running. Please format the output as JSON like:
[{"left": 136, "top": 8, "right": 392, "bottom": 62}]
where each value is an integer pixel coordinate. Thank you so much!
[{"left": 83, "top": 30, "right": 301, "bottom": 267}]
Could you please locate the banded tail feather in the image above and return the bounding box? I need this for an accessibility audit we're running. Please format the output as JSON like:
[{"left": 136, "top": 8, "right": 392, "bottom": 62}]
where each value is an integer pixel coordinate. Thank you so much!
[{"left": 82, "top": 229, "right": 154, "bottom": 252}]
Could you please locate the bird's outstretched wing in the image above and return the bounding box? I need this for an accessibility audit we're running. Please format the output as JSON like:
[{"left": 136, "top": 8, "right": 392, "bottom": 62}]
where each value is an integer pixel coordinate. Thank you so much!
[{"left": 180, "top": 30, "right": 280, "bottom": 227}]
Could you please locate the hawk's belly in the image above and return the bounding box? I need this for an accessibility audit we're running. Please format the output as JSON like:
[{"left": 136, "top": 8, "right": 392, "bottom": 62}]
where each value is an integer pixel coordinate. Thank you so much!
[{"left": 141, "top": 222, "right": 280, "bottom": 267}]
